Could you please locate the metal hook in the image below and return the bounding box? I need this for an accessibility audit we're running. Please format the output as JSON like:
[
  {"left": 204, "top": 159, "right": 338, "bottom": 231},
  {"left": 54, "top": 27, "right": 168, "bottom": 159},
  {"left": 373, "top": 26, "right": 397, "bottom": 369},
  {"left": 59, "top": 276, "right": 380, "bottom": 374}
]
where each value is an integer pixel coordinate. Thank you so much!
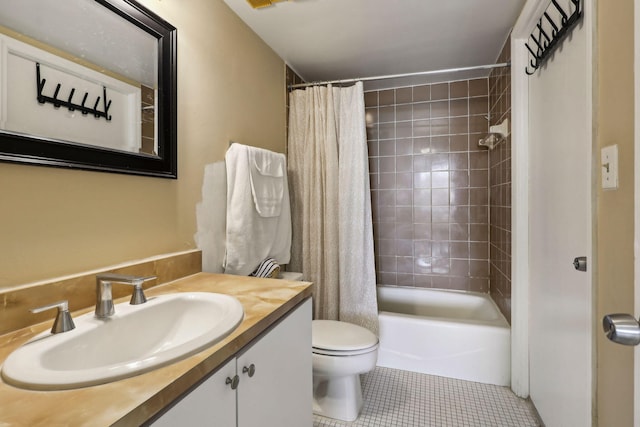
[
  {"left": 551, "top": 0, "right": 569, "bottom": 25},
  {"left": 35, "top": 63, "right": 46, "bottom": 103},
  {"left": 103, "top": 86, "right": 112, "bottom": 120},
  {"left": 52, "top": 84, "right": 62, "bottom": 108},
  {"left": 525, "top": 42, "right": 539, "bottom": 63},
  {"left": 544, "top": 12, "right": 559, "bottom": 37},
  {"left": 81, "top": 93, "right": 89, "bottom": 115},
  {"left": 530, "top": 32, "right": 545, "bottom": 57},
  {"left": 93, "top": 96, "right": 101, "bottom": 117},
  {"left": 524, "top": 43, "right": 540, "bottom": 74},
  {"left": 67, "top": 88, "right": 76, "bottom": 111},
  {"left": 536, "top": 20, "right": 552, "bottom": 49},
  {"left": 570, "top": 0, "right": 581, "bottom": 15}
]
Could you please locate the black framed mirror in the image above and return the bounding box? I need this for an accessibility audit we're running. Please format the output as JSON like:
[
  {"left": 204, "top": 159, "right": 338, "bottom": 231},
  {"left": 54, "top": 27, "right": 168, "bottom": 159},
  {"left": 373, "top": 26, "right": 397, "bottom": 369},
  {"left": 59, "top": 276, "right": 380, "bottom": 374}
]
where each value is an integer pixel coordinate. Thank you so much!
[{"left": 0, "top": 0, "right": 177, "bottom": 178}]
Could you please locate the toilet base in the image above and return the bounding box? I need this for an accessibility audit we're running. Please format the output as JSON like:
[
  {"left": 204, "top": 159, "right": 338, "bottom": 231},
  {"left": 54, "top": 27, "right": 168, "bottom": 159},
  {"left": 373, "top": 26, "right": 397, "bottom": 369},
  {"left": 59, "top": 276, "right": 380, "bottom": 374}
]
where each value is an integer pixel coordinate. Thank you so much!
[{"left": 312, "top": 374, "right": 363, "bottom": 422}]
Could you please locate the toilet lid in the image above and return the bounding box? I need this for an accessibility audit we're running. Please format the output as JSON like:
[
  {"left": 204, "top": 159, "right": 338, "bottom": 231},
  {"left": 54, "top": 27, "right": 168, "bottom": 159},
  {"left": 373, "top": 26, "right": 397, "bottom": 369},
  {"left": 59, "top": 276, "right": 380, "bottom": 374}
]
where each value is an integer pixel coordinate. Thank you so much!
[{"left": 312, "top": 320, "right": 378, "bottom": 352}]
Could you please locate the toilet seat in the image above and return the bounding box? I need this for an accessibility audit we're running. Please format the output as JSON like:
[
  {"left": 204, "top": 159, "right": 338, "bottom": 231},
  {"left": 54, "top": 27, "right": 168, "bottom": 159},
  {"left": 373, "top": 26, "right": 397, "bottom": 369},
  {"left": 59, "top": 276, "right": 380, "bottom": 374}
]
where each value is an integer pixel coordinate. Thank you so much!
[
  {"left": 312, "top": 344, "right": 378, "bottom": 357},
  {"left": 312, "top": 320, "right": 378, "bottom": 356}
]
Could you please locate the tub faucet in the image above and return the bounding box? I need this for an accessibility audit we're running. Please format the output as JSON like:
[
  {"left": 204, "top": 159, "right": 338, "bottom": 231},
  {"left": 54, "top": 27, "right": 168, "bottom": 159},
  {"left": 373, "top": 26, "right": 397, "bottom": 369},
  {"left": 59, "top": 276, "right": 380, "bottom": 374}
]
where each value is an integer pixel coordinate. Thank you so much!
[{"left": 95, "top": 273, "right": 156, "bottom": 318}]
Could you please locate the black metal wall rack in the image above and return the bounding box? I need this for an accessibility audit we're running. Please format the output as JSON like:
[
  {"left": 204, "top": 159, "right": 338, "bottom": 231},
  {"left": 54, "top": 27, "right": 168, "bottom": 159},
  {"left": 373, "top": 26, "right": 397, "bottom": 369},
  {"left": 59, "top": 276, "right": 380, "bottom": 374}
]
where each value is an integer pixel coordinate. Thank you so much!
[
  {"left": 35, "top": 62, "right": 112, "bottom": 121},
  {"left": 525, "top": 0, "right": 583, "bottom": 75}
]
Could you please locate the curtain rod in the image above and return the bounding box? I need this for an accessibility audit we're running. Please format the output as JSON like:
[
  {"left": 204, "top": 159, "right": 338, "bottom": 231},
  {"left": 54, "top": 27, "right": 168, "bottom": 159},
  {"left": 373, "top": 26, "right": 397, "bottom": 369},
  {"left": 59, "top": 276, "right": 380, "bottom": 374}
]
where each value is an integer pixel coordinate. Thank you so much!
[{"left": 288, "top": 62, "right": 511, "bottom": 89}]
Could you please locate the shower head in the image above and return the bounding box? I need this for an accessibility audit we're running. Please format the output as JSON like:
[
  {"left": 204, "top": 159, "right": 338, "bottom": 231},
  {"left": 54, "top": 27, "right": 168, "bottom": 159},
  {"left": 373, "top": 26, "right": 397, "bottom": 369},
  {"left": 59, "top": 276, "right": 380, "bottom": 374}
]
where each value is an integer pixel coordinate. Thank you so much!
[
  {"left": 478, "top": 133, "right": 503, "bottom": 150},
  {"left": 478, "top": 119, "right": 509, "bottom": 150}
]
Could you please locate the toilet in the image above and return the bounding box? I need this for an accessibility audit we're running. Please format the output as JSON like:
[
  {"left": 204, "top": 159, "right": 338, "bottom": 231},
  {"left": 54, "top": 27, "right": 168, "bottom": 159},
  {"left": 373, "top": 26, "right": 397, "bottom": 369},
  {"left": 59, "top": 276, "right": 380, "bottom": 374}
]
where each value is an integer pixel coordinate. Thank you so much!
[
  {"left": 312, "top": 320, "right": 379, "bottom": 421},
  {"left": 278, "top": 271, "right": 379, "bottom": 421}
]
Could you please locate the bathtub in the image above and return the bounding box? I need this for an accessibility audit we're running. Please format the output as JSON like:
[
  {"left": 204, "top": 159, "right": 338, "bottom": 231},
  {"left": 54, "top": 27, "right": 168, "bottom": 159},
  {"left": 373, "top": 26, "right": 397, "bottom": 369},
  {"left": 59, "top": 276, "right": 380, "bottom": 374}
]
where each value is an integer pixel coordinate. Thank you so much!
[{"left": 377, "top": 286, "right": 510, "bottom": 386}]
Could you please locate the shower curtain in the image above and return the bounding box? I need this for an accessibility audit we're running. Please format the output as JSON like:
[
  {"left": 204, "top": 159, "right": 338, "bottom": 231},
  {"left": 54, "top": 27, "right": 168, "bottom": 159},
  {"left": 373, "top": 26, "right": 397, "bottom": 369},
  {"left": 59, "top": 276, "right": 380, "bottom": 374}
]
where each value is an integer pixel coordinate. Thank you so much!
[{"left": 288, "top": 82, "right": 378, "bottom": 335}]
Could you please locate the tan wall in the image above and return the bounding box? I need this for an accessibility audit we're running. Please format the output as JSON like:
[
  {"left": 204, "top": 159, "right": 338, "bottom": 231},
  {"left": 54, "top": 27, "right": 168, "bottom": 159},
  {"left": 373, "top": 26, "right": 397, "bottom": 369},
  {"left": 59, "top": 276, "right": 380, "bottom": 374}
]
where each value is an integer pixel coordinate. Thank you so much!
[
  {"left": 0, "top": 0, "right": 285, "bottom": 289},
  {"left": 596, "top": 0, "right": 635, "bottom": 425}
]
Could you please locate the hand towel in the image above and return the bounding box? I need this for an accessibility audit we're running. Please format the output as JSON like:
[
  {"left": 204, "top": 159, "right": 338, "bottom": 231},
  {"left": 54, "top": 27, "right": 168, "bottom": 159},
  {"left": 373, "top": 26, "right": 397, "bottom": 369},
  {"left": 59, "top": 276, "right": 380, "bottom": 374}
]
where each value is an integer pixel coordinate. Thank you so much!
[
  {"left": 224, "top": 143, "right": 291, "bottom": 276},
  {"left": 249, "top": 148, "right": 284, "bottom": 217}
]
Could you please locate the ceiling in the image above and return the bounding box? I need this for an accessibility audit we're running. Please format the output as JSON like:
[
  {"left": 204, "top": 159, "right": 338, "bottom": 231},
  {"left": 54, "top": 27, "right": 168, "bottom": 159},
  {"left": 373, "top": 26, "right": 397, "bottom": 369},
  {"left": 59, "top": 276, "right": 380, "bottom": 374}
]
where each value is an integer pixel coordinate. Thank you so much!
[{"left": 222, "top": 0, "right": 526, "bottom": 89}]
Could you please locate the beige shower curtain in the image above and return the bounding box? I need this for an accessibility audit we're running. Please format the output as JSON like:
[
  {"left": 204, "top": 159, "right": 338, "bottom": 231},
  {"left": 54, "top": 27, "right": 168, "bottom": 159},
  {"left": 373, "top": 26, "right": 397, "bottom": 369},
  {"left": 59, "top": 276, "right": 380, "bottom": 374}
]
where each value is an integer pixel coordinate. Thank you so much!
[{"left": 288, "top": 82, "right": 378, "bottom": 335}]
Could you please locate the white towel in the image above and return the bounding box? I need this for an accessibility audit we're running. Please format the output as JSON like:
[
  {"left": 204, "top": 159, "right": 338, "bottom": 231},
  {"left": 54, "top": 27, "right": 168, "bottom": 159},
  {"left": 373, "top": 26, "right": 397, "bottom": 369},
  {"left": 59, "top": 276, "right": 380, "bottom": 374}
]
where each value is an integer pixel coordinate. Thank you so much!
[
  {"left": 249, "top": 148, "right": 284, "bottom": 217},
  {"left": 224, "top": 143, "right": 291, "bottom": 276}
]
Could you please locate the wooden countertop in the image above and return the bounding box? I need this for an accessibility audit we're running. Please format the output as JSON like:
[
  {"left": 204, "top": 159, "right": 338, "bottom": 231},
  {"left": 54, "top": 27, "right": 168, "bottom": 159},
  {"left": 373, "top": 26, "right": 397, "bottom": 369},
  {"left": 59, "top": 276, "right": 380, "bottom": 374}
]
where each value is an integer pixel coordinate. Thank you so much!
[{"left": 0, "top": 273, "right": 313, "bottom": 426}]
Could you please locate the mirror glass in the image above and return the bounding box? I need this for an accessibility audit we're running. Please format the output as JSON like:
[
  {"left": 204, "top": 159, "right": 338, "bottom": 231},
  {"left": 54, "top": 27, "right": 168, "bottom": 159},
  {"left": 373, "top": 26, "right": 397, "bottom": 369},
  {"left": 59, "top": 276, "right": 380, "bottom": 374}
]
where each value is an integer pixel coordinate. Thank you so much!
[{"left": 0, "top": 0, "right": 177, "bottom": 178}]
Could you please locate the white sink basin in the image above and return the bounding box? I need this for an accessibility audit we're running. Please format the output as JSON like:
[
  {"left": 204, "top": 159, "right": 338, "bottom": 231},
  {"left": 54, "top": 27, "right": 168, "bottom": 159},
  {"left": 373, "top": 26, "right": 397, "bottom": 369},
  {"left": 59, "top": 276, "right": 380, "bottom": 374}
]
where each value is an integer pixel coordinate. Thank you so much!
[{"left": 1, "top": 292, "right": 244, "bottom": 390}]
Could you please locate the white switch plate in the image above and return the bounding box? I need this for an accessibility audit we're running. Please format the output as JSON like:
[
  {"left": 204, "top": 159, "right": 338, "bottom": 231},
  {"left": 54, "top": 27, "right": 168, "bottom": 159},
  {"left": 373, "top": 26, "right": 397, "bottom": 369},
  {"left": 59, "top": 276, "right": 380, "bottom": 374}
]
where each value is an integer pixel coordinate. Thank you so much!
[{"left": 601, "top": 144, "right": 619, "bottom": 190}]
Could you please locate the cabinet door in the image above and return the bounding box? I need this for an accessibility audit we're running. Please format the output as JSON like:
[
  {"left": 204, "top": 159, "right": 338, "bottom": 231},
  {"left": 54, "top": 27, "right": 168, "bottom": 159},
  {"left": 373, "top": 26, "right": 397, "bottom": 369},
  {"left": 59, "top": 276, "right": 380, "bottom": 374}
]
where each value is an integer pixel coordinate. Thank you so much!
[
  {"left": 237, "top": 299, "right": 312, "bottom": 427},
  {"left": 151, "top": 358, "right": 237, "bottom": 427}
]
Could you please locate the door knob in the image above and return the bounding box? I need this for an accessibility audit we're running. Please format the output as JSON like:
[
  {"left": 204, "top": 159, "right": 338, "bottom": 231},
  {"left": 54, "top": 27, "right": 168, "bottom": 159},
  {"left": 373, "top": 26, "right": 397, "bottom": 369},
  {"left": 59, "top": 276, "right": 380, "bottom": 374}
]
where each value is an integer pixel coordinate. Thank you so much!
[
  {"left": 602, "top": 313, "right": 640, "bottom": 345},
  {"left": 573, "top": 256, "right": 587, "bottom": 272}
]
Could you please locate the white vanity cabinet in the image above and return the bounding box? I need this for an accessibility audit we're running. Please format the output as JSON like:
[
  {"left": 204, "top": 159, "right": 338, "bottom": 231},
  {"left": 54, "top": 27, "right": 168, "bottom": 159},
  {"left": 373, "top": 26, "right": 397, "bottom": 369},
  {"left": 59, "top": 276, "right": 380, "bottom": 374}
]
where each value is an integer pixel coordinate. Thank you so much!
[
  {"left": 151, "top": 298, "right": 312, "bottom": 427},
  {"left": 150, "top": 357, "right": 237, "bottom": 426}
]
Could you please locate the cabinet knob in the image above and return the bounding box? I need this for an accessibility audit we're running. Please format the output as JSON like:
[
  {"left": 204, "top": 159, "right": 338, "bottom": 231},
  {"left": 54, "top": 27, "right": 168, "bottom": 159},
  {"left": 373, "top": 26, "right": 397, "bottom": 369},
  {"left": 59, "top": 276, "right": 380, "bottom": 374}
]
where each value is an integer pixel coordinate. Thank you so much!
[
  {"left": 242, "top": 364, "right": 256, "bottom": 378},
  {"left": 225, "top": 375, "right": 239, "bottom": 390},
  {"left": 31, "top": 300, "right": 75, "bottom": 334}
]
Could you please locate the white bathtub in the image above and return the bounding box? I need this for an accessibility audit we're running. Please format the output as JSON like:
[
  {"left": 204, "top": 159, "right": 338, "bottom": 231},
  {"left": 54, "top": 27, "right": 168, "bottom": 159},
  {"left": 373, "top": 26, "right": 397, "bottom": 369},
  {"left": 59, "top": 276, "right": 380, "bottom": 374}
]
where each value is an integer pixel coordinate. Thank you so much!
[{"left": 377, "top": 286, "right": 510, "bottom": 386}]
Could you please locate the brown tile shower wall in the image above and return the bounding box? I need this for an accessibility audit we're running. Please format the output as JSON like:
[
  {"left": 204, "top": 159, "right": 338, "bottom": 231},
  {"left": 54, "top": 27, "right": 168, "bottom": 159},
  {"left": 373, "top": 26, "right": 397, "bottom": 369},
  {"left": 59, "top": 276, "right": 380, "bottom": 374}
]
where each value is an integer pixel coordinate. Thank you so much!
[
  {"left": 366, "top": 79, "right": 490, "bottom": 292},
  {"left": 489, "top": 39, "right": 512, "bottom": 323}
]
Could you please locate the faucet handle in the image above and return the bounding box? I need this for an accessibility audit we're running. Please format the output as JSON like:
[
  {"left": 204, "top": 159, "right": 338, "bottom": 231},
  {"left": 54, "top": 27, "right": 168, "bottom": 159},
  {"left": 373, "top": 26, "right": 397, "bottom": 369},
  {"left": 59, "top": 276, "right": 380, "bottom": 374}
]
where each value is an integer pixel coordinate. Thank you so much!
[
  {"left": 126, "top": 275, "right": 155, "bottom": 305},
  {"left": 128, "top": 276, "right": 155, "bottom": 305},
  {"left": 31, "top": 300, "right": 75, "bottom": 334}
]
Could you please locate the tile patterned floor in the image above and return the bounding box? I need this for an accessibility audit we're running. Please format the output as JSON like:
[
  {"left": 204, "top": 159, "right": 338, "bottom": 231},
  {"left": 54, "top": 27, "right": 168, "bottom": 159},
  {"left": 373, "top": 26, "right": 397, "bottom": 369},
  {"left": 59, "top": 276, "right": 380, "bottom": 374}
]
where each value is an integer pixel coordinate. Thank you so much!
[{"left": 313, "top": 367, "right": 541, "bottom": 427}]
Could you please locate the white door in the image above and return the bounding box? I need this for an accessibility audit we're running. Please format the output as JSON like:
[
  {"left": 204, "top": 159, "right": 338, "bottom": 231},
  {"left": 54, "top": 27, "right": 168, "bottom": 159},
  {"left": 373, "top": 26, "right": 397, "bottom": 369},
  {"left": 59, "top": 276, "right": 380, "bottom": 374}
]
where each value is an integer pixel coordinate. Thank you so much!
[{"left": 527, "top": 2, "right": 593, "bottom": 426}]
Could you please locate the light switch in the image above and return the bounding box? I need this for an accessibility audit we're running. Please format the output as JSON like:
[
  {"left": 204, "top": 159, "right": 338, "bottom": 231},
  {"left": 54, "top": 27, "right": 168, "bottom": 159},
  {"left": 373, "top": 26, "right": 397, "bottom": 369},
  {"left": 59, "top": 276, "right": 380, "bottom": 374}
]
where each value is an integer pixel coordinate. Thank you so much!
[{"left": 601, "top": 145, "right": 618, "bottom": 190}]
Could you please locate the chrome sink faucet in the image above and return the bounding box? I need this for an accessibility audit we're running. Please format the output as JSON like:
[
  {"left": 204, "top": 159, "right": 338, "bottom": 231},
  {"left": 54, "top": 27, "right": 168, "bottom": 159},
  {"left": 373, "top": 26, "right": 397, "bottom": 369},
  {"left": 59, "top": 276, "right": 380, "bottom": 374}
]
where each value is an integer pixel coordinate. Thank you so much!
[{"left": 95, "top": 273, "right": 156, "bottom": 318}]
